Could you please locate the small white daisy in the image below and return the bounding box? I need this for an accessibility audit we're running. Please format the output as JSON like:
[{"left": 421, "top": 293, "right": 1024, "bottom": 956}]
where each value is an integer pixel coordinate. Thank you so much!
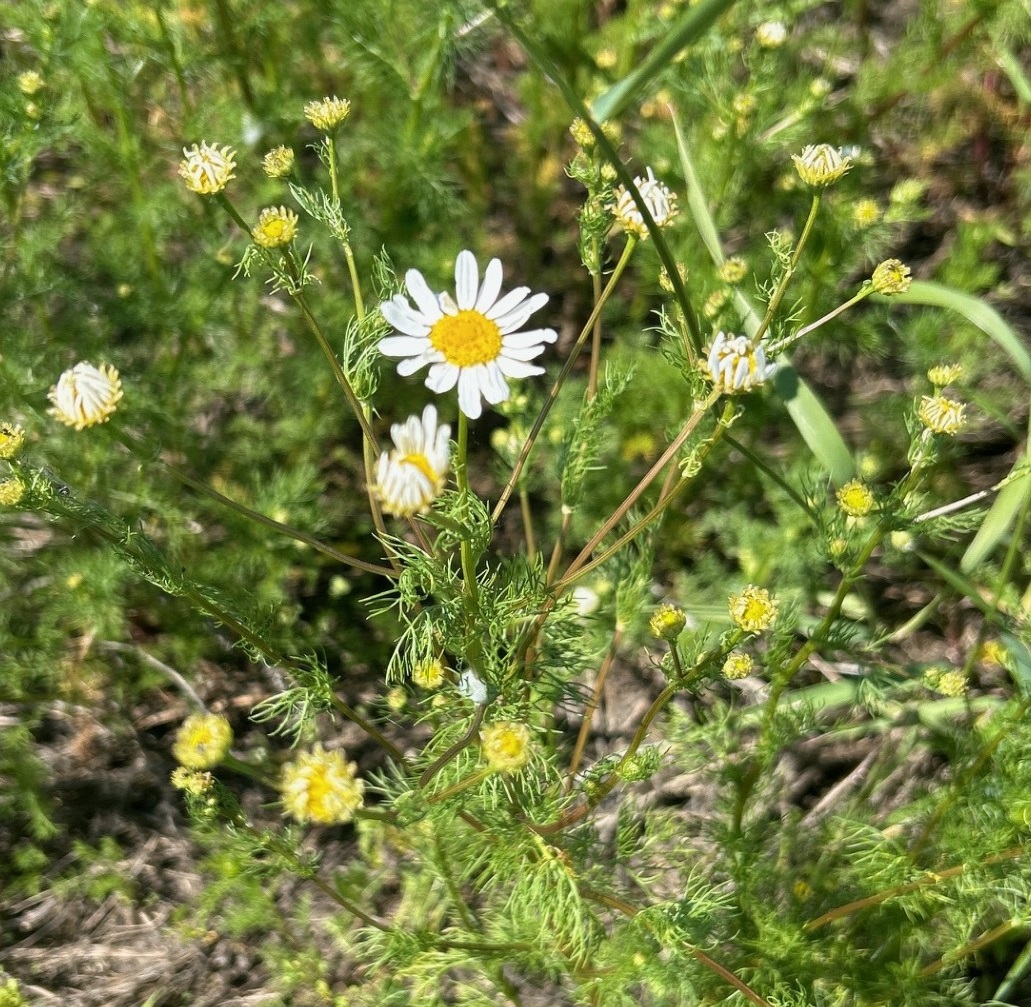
[
  {"left": 705, "top": 332, "right": 777, "bottom": 394},
  {"left": 373, "top": 404, "right": 451, "bottom": 517},
  {"left": 48, "top": 361, "right": 123, "bottom": 429},
  {"left": 378, "top": 251, "right": 557, "bottom": 420},
  {"left": 611, "top": 167, "right": 678, "bottom": 239}
]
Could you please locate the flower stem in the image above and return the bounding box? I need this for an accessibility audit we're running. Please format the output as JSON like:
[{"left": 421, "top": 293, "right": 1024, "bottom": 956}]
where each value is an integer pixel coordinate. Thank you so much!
[
  {"left": 751, "top": 193, "right": 821, "bottom": 346},
  {"left": 492, "top": 236, "right": 638, "bottom": 524},
  {"left": 456, "top": 411, "right": 480, "bottom": 610}
]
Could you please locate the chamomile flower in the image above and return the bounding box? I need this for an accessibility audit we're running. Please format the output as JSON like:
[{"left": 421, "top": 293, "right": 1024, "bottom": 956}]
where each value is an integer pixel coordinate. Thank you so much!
[
  {"left": 48, "top": 362, "right": 123, "bottom": 429},
  {"left": 251, "top": 206, "right": 298, "bottom": 248},
  {"left": 178, "top": 141, "right": 236, "bottom": 195},
  {"left": 373, "top": 405, "right": 451, "bottom": 517},
  {"left": 280, "top": 744, "right": 364, "bottom": 825},
  {"left": 611, "top": 167, "right": 678, "bottom": 238},
  {"left": 480, "top": 721, "right": 533, "bottom": 773},
  {"left": 378, "top": 251, "right": 557, "bottom": 420},
  {"left": 792, "top": 144, "right": 851, "bottom": 187},
  {"left": 918, "top": 395, "right": 966, "bottom": 435},
  {"left": 729, "top": 585, "right": 778, "bottom": 634},
  {"left": 172, "top": 713, "right": 233, "bottom": 769},
  {"left": 706, "top": 332, "right": 777, "bottom": 394}
]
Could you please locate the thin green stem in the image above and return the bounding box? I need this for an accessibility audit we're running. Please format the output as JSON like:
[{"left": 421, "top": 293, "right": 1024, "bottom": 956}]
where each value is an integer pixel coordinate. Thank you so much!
[
  {"left": 587, "top": 253, "right": 603, "bottom": 398},
  {"left": 492, "top": 237, "right": 638, "bottom": 525},
  {"left": 751, "top": 193, "right": 821, "bottom": 346},
  {"left": 420, "top": 703, "right": 487, "bottom": 789},
  {"left": 555, "top": 401, "right": 730, "bottom": 592},
  {"left": 343, "top": 242, "right": 366, "bottom": 321},
  {"left": 456, "top": 411, "right": 480, "bottom": 610},
  {"left": 558, "top": 393, "right": 717, "bottom": 587},
  {"left": 328, "top": 694, "right": 407, "bottom": 765}
]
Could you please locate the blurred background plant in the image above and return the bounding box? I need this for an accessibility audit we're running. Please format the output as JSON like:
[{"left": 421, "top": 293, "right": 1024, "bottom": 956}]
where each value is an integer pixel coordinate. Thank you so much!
[{"left": 2, "top": 0, "right": 1031, "bottom": 1004}]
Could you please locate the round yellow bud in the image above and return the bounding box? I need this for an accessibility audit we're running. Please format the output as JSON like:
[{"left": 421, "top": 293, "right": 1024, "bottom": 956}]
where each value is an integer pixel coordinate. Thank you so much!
[
  {"left": 836, "top": 479, "right": 875, "bottom": 518},
  {"left": 480, "top": 722, "right": 533, "bottom": 773},
  {"left": 650, "top": 603, "right": 687, "bottom": 641},
  {"left": 172, "top": 713, "right": 233, "bottom": 769},
  {"left": 722, "top": 652, "right": 755, "bottom": 680},
  {"left": 728, "top": 585, "right": 778, "bottom": 634},
  {"left": 870, "top": 259, "right": 912, "bottom": 295}
]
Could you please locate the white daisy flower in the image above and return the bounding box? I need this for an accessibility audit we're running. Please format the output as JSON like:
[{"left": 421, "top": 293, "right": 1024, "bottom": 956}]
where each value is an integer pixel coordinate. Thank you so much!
[
  {"left": 705, "top": 332, "right": 777, "bottom": 394},
  {"left": 378, "top": 251, "right": 557, "bottom": 420},
  {"left": 48, "top": 361, "right": 123, "bottom": 429},
  {"left": 611, "top": 167, "right": 678, "bottom": 239},
  {"left": 373, "top": 404, "right": 451, "bottom": 517}
]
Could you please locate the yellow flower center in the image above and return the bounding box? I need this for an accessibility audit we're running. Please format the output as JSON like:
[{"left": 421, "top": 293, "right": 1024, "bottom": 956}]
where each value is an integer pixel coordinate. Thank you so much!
[
  {"left": 429, "top": 310, "right": 502, "bottom": 368},
  {"left": 400, "top": 451, "right": 437, "bottom": 485},
  {"left": 306, "top": 772, "right": 333, "bottom": 816}
]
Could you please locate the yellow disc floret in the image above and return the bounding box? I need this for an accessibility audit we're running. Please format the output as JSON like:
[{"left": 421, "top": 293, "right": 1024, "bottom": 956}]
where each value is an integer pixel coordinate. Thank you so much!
[{"left": 429, "top": 310, "right": 503, "bottom": 368}]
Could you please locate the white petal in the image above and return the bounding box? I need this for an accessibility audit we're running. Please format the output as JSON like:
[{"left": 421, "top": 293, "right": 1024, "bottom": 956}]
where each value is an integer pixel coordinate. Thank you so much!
[
  {"left": 492, "top": 292, "right": 549, "bottom": 333},
  {"left": 455, "top": 250, "right": 479, "bottom": 310},
  {"left": 378, "top": 335, "right": 429, "bottom": 357},
  {"left": 457, "top": 368, "right": 484, "bottom": 419},
  {"left": 380, "top": 298, "right": 431, "bottom": 336},
  {"left": 475, "top": 258, "right": 504, "bottom": 313},
  {"left": 499, "top": 342, "right": 549, "bottom": 362},
  {"left": 496, "top": 357, "right": 545, "bottom": 379},
  {"left": 484, "top": 286, "right": 530, "bottom": 321},
  {"left": 481, "top": 362, "right": 510, "bottom": 404},
  {"left": 397, "top": 352, "right": 440, "bottom": 376},
  {"left": 426, "top": 363, "right": 459, "bottom": 394},
  {"left": 406, "top": 269, "right": 444, "bottom": 321},
  {"left": 501, "top": 327, "right": 558, "bottom": 349}
]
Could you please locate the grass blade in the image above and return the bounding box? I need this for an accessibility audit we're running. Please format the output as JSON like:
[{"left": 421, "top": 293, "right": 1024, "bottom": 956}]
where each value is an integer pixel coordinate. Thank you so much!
[
  {"left": 891, "top": 280, "right": 1031, "bottom": 387},
  {"left": 590, "top": 0, "right": 739, "bottom": 122},
  {"left": 960, "top": 456, "right": 1031, "bottom": 573}
]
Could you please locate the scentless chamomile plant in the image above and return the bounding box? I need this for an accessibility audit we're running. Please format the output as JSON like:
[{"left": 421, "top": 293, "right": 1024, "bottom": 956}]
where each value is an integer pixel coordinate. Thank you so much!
[{"left": 4, "top": 47, "right": 1031, "bottom": 1007}]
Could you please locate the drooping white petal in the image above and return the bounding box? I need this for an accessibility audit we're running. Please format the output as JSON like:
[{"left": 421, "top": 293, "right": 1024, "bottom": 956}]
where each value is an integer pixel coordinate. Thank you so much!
[
  {"left": 454, "top": 250, "right": 479, "bottom": 310},
  {"left": 481, "top": 362, "right": 510, "bottom": 404},
  {"left": 457, "top": 368, "right": 484, "bottom": 418},
  {"left": 425, "top": 362, "right": 460, "bottom": 393},
  {"left": 475, "top": 258, "right": 504, "bottom": 313}
]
